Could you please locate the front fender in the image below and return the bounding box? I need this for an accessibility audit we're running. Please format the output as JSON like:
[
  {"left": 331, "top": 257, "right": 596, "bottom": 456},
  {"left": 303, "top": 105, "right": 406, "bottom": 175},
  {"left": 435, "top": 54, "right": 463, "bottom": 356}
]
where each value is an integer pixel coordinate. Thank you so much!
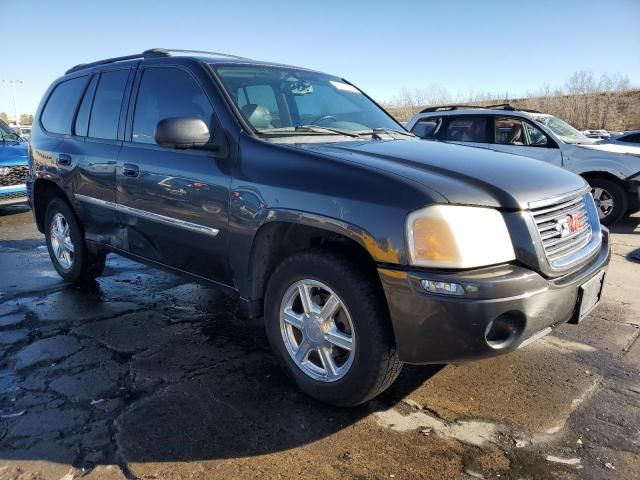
[
  {"left": 258, "top": 208, "right": 403, "bottom": 265},
  {"left": 564, "top": 145, "right": 640, "bottom": 180}
]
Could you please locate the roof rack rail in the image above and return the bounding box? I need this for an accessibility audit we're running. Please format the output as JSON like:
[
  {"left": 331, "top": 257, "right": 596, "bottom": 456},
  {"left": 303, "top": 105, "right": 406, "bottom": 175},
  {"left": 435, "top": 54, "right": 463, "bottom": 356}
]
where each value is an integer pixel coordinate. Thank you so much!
[
  {"left": 481, "top": 103, "right": 515, "bottom": 110},
  {"left": 156, "top": 48, "right": 250, "bottom": 60},
  {"left": 419, "top": 103, "right": 543, "bottom": 114},
  {"left": 419, "top": 104, "right": 475, "bottom": 113},
  {"left": 65, "top": 49, "right": 169, "bottom": 75},
  {"left": 481, "top": 104, "right": 543, "bottom": 114},
  {"left": 65, "top": 48, "right": 249, "bottom": 75}
]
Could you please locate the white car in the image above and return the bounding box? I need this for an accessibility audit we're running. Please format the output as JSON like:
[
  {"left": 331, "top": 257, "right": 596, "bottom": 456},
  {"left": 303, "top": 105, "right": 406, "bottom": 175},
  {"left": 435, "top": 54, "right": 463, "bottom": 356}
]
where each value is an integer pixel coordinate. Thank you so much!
[
  {"left": 582, "top": 129, "right": 611, "bottom": 140},
  {"left": 406, "top": 105, "right": 640, "bottom": 225}
]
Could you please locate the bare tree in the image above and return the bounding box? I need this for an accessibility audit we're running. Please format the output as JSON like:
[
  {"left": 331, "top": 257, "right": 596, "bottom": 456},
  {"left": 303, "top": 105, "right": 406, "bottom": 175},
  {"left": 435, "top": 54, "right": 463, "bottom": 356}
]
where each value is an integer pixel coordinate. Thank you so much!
[{"left": 384, "top": 70, "right": 638, "bottom": 129}]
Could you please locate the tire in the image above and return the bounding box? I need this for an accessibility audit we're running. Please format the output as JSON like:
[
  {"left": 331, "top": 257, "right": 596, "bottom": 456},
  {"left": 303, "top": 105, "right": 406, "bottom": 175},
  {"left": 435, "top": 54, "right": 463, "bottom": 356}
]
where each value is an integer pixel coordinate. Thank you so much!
[
  {"left": 589, "top": 178, "right": 627, "bottom": 226},
  {"left": 264, "top": 249, "right": 403, "bottom": 406},
  {"left": 44, "top": 197, "right": 106, "bottom": 284}
]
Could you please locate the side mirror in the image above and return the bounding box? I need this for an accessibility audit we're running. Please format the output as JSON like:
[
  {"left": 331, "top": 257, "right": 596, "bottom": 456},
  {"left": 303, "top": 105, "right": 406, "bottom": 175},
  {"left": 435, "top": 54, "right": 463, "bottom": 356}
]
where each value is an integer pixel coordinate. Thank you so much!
[{"left": 155, "top": 117, "right": 211, "bottom": 149}]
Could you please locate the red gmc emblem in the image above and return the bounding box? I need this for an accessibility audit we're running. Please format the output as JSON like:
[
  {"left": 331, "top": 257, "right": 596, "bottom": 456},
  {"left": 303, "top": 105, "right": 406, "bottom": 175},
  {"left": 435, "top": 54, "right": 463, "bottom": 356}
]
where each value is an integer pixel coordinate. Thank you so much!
[
  {"left": 567, "top": 212, "right": 583, "bottom": 233},
  {"left": 557, "top": 212, "right": 583, "bottom": 238}
]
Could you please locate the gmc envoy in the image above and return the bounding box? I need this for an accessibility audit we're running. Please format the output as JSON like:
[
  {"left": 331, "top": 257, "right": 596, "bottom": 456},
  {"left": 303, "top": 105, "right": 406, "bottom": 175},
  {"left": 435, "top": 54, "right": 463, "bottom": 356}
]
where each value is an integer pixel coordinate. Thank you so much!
[{"left": 27, "top": 49, "right": 610, "bottom": 406}]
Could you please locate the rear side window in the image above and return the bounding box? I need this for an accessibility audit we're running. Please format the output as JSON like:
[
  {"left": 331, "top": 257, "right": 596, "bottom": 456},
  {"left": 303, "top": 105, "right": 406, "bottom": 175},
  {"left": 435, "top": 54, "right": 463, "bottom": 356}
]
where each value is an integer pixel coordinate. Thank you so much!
[
  {"left": 132, "top": 67, "right": 214, "bottom": 144},
  {"left": 74, "top": 75, "right": 99, "bottom": 137},
  {"left": 88, "top": 69, "right": 129, "bottom": 140},
  {"left": 442, "top": 117, "right": 489, "bottom": 142},
  {"left": 40, "top": 76, "right": 89, "bottom": 134}
]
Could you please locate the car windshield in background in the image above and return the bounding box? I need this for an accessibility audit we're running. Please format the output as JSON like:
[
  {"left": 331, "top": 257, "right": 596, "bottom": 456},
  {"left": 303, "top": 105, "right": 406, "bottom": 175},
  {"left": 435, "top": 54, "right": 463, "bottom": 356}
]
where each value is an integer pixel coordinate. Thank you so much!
[
  {"left": 532, "top": 115, "right": 592, "bottom": 144},
  {"left": 0, "top": 121, "right": 22, "bottom": 142},
  {"left": 213, "top": 64, "right": 401, "bottom": 137}
]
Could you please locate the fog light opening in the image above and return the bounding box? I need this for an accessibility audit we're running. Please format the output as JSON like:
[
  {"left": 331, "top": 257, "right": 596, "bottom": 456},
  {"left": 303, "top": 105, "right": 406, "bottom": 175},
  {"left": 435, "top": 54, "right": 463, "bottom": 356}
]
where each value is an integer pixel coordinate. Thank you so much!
[{"left": 485, "top": 312, "right": 525, "bottom": 349}]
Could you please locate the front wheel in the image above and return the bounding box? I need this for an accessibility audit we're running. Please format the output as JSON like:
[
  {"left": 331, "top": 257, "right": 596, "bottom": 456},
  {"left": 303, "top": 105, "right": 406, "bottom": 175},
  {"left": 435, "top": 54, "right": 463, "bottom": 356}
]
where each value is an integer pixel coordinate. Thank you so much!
[
  {"left": 264, "top": 249, "right": 402, "bottom": 406},
  {"left": 45, "top": 197, "right": 106, "bottom": 284},
  {"left": 589, "top": 178, "right": 627, "bottom": 226}
]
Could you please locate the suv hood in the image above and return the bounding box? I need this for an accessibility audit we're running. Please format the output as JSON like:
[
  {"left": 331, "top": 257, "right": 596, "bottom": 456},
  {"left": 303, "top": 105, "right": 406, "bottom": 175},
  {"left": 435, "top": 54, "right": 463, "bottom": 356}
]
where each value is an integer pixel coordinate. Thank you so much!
[
  {"left": 577, "top": 142, "right": 640, "bottom": 156},
  {"left": 301, "top": 139, "right": 587, "bottom": 209},
  {"left": 0, "top": 141, "right": 28, "bottom": 166}
]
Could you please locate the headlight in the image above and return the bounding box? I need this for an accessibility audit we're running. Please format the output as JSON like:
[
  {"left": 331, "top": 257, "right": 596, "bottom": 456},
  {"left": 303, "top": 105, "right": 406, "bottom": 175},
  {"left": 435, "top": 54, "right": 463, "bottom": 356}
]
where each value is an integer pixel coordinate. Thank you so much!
[{"left": 406, "top": 205, "right": 515, "bottom": 268}]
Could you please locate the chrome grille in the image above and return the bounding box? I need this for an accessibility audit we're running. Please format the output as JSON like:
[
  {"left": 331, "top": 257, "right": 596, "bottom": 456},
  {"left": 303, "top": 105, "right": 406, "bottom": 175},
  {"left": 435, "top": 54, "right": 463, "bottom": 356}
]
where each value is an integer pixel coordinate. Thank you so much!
[
  {"left": 0, "top": 165, "right": 29, "bottom": 187},
  {"left": 531, "top": 194, "right": 593, "bottom": 266},
  {"left": 0, "top": 191, "right": 27, "bottom": 202}
]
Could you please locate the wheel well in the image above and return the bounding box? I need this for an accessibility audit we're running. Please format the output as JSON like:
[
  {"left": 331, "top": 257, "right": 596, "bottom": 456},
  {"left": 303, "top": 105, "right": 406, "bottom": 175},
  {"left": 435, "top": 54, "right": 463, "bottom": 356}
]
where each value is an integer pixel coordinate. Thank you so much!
[
  {"left": 581, "top": 171, "right": 628, "bottom": 190},
  {"left": 248, "top": 222, "right": 381, "bottom": 315},
  {"left": 32, "top": 180, "right": 69, "bottom": 233}
]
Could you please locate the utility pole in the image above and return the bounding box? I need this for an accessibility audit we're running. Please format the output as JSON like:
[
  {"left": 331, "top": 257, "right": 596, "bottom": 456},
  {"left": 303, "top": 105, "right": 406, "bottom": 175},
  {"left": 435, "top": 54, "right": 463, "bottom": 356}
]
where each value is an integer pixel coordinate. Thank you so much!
[{"left": 1, "top": 79, "right": 23, "bottom": 124}]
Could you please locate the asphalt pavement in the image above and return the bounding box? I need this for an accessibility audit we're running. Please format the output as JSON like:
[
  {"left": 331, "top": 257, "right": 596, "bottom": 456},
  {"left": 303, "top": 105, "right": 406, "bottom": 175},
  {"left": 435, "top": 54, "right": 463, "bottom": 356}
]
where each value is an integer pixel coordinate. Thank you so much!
[{"left": 0, "top": 204, "right": 638, "bottom": 480}]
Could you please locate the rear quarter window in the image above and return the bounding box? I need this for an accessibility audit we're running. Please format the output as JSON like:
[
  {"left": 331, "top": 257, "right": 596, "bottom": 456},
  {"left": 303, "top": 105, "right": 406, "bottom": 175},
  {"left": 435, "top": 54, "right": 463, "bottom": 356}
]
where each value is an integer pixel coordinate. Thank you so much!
[{"left": 40, "top": 76, "right": 89, "bottom": 134}]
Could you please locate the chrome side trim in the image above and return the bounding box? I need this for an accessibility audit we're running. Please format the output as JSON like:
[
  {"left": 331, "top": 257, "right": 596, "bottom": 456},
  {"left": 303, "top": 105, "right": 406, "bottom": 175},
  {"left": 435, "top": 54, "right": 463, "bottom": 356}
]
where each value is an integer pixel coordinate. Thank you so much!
[
  {"left": 75, "top": 194, "right": 117, "bottom": 209},
  {"left": 75, "top": 194, "right": 220, "bottom": 237},
  {"left": 117, "top": 203, "right": 220, "bottom": 236}
]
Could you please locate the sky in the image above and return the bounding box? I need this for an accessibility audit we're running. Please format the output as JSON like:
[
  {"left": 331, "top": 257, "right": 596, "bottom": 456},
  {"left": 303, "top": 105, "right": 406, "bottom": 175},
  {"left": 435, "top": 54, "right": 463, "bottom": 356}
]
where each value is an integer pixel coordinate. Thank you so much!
[{"left": 1, "top": 0, "right": 639, "bottom": 117}]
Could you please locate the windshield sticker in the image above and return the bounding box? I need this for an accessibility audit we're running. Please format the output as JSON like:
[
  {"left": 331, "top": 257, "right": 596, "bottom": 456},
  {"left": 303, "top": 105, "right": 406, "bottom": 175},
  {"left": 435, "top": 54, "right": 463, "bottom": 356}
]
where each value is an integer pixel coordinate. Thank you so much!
[{"left": 330, "top": 81, "right": 359, "bottom": 93}]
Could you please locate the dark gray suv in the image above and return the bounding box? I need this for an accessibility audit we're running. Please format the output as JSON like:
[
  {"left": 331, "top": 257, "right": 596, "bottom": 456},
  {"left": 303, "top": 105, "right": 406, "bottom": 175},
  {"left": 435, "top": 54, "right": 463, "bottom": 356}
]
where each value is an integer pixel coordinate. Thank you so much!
[{"left": 27, "top": 49, "right": 610, "bottom": 406}]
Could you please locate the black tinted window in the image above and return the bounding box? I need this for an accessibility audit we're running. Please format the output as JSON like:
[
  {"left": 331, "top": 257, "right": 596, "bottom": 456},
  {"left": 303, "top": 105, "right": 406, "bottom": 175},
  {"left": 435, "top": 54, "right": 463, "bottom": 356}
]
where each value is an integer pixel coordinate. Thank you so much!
[
  {"left": 74, "top": 75, "right": 98, "bottom": 137},
  {"left": 88, "top": 70, "right": 129, "bottom": 140},
  {"left": 132, "top": 67, "right": 213, "bottom": 144},
  {"left": 41, "top": 76, "right": 88, "bottom": 134},
  {"left": 442, "top": 116, "right": 489, "bottom": 142},
  {"left": 619, "top": 133, "right": 640, "bottom": 143}
]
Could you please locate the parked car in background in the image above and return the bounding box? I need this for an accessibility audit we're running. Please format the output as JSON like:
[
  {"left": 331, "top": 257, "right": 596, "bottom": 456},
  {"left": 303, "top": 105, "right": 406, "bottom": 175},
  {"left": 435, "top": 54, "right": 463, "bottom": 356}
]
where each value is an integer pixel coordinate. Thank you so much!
[
  {"left": 28, "top": 49, "right": 609, "bottom": 406},
  {"left": 7, "top": 123, "right": 32, "bottom": 140},
  {"left": 407, "top": 105, "right": 640, "bottom": 225},
  {"left": 582, "top": 129, "right": 611, "bottom": 140},
  {"left": 0, "top": 119, "right": 29, "bottom": 206},
  {"left": 599, "top": 130, "right": 640, "bottom": 149},
  {"left": 17, "top": 125, "right": 32, "bottom": 140}
]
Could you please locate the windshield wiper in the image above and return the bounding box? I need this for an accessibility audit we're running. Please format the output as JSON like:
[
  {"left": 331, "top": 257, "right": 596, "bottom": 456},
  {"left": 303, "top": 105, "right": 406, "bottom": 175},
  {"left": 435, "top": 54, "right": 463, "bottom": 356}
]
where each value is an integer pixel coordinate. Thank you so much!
[
  {"left": 370, "top": 127, "right": 415, "bottom": 137},
  {"left": 295, "top": 125, "right": 361, "bottom": 138}
]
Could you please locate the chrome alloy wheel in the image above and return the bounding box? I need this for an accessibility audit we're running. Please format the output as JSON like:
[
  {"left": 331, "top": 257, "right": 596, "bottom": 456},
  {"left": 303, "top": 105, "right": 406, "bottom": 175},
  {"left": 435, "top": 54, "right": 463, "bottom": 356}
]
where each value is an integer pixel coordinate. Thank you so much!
[
  {"left": 591, "top": 187, "right": 614, "bottom": 220},
  {"left": 279, "top": 279, "right": 355, "bottom": 382},
  {"left": 50, "top": 212, "right": 74, "bottom": 270}
]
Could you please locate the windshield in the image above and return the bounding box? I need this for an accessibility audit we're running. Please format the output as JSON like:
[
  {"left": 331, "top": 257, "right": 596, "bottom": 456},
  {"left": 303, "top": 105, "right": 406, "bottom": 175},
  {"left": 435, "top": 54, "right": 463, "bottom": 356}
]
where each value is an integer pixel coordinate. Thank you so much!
[
  {"left": 0, "top": 121, "right": 22, "bottom": 142},
  {"left": 214, "top": 64, "right": 401, "bottom": 137},
  {"left": 531, "top": 115, "right": 592, "bottom": 144}
]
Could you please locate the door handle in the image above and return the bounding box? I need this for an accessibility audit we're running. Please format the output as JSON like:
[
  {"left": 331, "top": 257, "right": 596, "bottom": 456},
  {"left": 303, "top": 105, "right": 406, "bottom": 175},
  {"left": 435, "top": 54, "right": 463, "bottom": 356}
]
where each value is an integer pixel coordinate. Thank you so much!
[
  {"left": 122, "top": 163, "right": 140, "bottom": 178},
  {"left": 57, "top": 154, "right": 72, "bottom": 166}
]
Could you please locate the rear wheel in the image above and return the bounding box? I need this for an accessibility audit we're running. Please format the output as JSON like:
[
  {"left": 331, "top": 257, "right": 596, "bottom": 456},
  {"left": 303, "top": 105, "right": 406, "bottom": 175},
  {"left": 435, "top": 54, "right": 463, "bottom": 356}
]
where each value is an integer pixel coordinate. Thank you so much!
[
  {"left": 589, "top": 178, "right": 627, "bottom": 226},
  {"left": 45, "top": 197, "right": 106, "bottom": 284},
  {"left": 264, "top": 249, "right": 402, "bottom": 406}
]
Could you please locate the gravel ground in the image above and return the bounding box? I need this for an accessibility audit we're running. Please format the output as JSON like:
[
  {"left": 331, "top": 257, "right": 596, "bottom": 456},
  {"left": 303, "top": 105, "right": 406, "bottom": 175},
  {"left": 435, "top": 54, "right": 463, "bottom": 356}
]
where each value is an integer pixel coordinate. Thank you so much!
[{"left": 0, "top": 204, "right": 638, "bottom": 480}]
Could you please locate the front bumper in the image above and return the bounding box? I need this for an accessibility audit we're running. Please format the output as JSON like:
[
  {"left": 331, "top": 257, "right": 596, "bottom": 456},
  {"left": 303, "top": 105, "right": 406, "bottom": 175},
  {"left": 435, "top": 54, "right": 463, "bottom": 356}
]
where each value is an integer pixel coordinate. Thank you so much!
[
  {"left": 0, "top": 185, "right": 28, "bottom": 206},
  {"left": 379, "top": 227, "right": 611, "bottom": 364}
]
